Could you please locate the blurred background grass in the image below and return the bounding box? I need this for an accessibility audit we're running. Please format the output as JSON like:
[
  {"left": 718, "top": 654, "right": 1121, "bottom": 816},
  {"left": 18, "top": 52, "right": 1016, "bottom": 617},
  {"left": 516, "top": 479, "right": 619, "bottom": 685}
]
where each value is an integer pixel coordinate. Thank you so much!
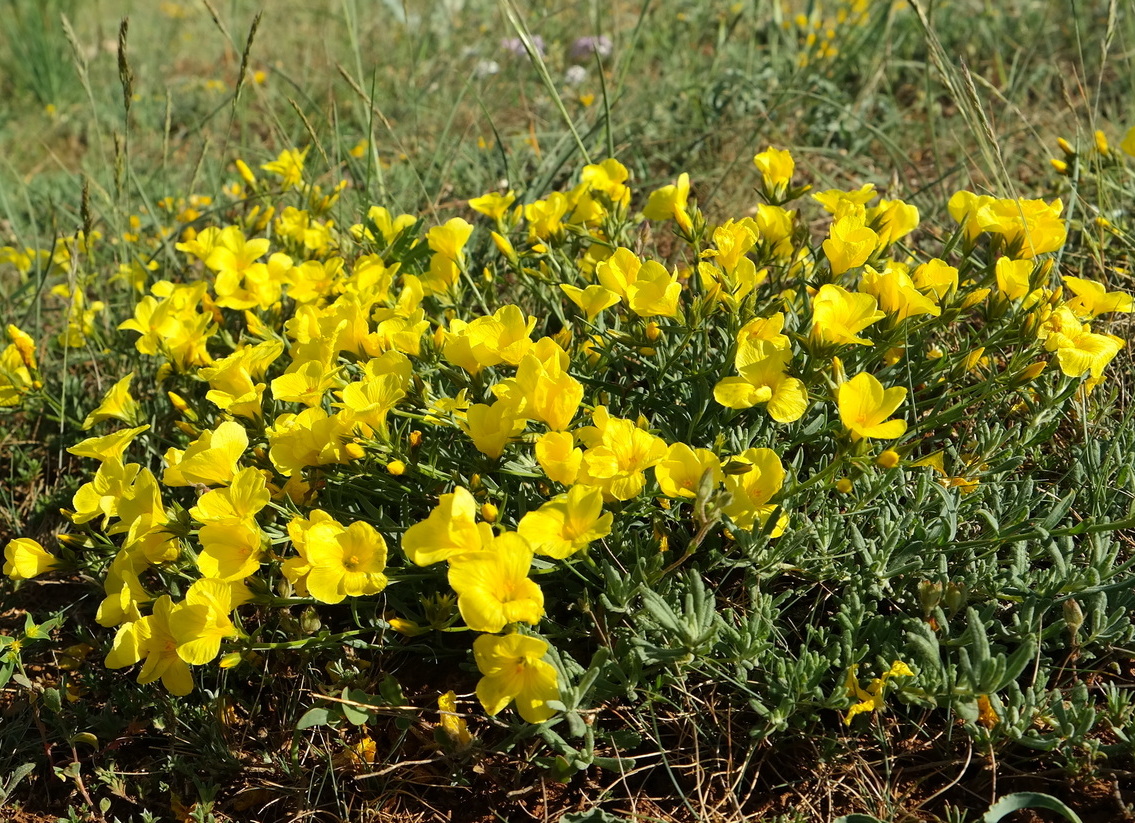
[{"left": 0, "top": 0, "right": 1128, "bottom": 246}]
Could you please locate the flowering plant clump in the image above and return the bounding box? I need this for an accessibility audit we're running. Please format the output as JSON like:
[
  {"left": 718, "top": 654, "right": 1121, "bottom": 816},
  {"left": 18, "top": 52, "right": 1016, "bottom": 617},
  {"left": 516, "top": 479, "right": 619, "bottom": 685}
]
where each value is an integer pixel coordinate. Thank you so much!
[{"left": 4, "top": 137, "right": 1135, "bottom": 787}]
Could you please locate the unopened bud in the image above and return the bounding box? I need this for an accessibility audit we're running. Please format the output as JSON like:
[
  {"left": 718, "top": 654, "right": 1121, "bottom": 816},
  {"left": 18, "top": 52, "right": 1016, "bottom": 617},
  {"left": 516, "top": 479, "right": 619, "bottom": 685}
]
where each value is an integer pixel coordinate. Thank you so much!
[
  {"left": 1063, "top": 598, "right": 1085, "bottom": 639},
  {"left": 167, "top": 391, "right": 198, "bottom": 421},
  {"left": 943, "top": 582, "right": 967, "bottom": 616},
  {"left": 917, "top": 581, "right": 943, "bottom": 615},
  {"left": 1017, "top": 361, "right": 1046, "bottom": 383},
  {"left": 877, "top": 450, "right": 900, "bottom": 470}
]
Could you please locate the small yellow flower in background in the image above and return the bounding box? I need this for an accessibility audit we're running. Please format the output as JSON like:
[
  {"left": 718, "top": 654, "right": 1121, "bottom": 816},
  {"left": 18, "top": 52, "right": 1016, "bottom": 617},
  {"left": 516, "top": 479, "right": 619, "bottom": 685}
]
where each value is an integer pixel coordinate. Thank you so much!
[
  {"left": 976, "top": 694, "right": 1001, "bottom": 729},
  {"left": 348, "top": 139, "right": 368, "bottom": 159},
  {"left": 1121, "top": 126, "right": 1135, "bottom": 158},
  {"left": 7, "top": 324, "right": 38, "bottom": 373},
  {"left": 4, "top": 538, "right": 61, "bottom": 580},
  {"left": 835, "top": 477, "right": 853, "bottom": 494},
  {"left": 838, "top": 372, "right": 907, "bottom": 441},
  {"left": 386, "top": 459, "right": 406, "bottom": 476},
  {"left": 844, "top": 660, "right": 914, "bottom": 724},
  {"left": 261, "top": 147, "right": 308, "bottom": 190},
  {"left": 473, "top": 633, "right": 560, "bottom": 724}
]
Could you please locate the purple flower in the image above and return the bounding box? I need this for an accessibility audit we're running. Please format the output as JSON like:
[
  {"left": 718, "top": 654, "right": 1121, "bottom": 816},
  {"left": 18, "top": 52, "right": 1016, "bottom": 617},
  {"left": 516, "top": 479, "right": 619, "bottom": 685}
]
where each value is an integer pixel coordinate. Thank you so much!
[
  {"left": 501, "top": 35, "right": 546, "bottom": 58},
  {"left": 569, "top": 35, "right": 612, "bottom": 62}
]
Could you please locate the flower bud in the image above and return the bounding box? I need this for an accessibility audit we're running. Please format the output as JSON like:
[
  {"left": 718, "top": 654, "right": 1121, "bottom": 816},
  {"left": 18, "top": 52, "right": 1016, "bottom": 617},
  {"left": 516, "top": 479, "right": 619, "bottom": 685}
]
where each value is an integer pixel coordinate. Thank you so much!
[{"left": 877, "top": 450, "right": 900, "bottom": 470}]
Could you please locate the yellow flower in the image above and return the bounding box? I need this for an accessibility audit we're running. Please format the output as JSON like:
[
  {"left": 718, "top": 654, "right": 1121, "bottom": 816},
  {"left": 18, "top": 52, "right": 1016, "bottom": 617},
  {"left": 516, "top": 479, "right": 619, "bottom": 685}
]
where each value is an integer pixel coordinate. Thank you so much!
[
  {"left": 464, "top": 398, "right": 526, "bottom": 459},
  {"left": 576, "top": 407, "right": 667, "bottom": 501},
  {"left": 867, "top": 199, "right": 919, "bottom": 246},
  {"left": 560, "top": 283, "right": 620, "bottom": 321},
  {"left": 3, "top": 538, "right": 61, "bottom": 580},
  {"left": 196, "top": 521, "right": 264, "bottom": 581},
  {"left": 860, "top": 263, "right": 940, "bottom": 321},
  {"left": 714, "top": 334, "right": 809, "bottom": 423},
  {"left": 189, "top": 466, "right": 269, "bottom": 526},
  {"left": 169, "top": 578, "right": 249, "bottom": 665},
  {"left": 163, "top": 420, "right": 248, "bottom": 487},
  {"left": 444, "top": 305, "right": 536, "bottom": 374},
  {"left": 469, "top": 191, "right": 516, "bottom": 221},
  {"left": 811, "top": 284, "right": 885, "bottom": 346},
  {"left": 1036, "top": 306, "right": 1124, "bottom": 379},
  {"left": 427, "top": 217, "right": 474, "bottom": 264},
  {"left": 473, "top": 633, "right": 560, "bottom": 724},
  {"left": 401, "top": 487, "right": 494, "bottom": 566},
  {"left": 304, "top": 519, "right": 389, "bottom": 604},
  {"left": 752, "top": 146, "right": 794, "bottom": 195},
  {"left": 260, "top": 147, "right": 308, "bottom": 189},
  {"left": 105, "top": 596, "right": 194, "bottom": 696},
  {"left": 911, "top": 259, "right": 958, "bottom": 299},
  {"left": 517, "top": 484, "right": 613, "bottom": 559},
  {"left": 626, "top": 261, "right": 681, "bottom": 318},
  {"left": 448, "top": 533, "right": 544, "bottom": 633},
  {"left": 1062, "top": 276, "right": 1134, "bottom": 318},
  {"left": 823, "top": 210, "right": 878, "bottom": 275},
  {"left": 71, "top": 457, "right": 142, "bottom": 526},
  {"left": 1121, "top": 126, "right": 1135, "bottom": 158},
  {"left": 721, "top": 447, "right": 787, "bottom": 533},
  {"left": 438, "top": 691, "right": 473, "bottom": 749},
  {"left": 654, "top": 443, "right": 723, "bottom": 500},
  {"left": 535, "top": 431, "right": 582, "bottom": 486},
  {"left": 642, "top": 172, "right": 693, "bottom": 232},
  {"left": 839, "top": 372, "right": 907, "bottom": 441},
  {"left": 994, "top": 256, "right": 1044, "bottom": 306},
  {"left": 844, "top": 660, "right": 914, "bottom": 724}
]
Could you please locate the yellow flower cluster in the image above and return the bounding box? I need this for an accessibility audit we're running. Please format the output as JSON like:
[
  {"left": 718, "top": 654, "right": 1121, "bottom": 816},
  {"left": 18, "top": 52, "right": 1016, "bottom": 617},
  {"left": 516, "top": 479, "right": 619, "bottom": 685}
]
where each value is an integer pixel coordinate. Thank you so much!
[{"left": 4, "top": 141, "right": 1129, "bottom": 734}]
